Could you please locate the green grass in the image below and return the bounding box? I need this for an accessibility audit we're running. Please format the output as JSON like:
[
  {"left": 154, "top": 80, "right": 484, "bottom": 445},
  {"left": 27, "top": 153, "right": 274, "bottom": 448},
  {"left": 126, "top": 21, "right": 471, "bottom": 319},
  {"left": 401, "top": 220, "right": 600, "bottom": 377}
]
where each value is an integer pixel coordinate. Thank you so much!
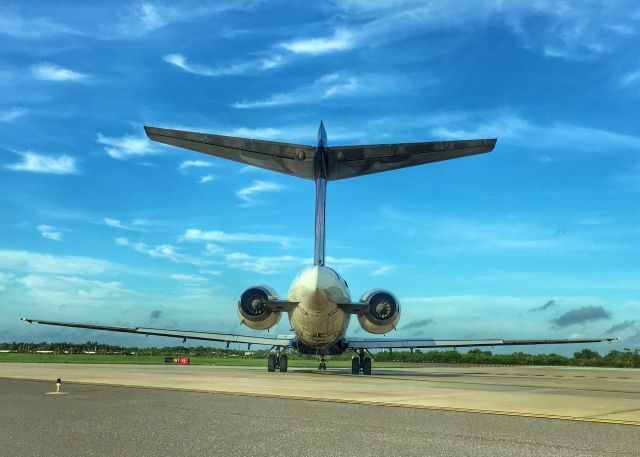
[{"left": 0, "top": 353, "right": 415, "bottom": 368}]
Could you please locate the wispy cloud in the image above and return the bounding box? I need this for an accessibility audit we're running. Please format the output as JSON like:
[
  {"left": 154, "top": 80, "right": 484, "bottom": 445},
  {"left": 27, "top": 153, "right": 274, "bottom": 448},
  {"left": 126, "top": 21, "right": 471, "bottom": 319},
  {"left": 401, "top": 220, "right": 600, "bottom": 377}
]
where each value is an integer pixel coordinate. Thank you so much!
[
  {"left": 170, "top": 273, "right": 208, "bottom": 283},
  {"left": 550, "top": 305, "right": 611, "bottom": 328},
  {"left": 0, "top": 272, "right": 13, "bottom": 292},
  {"left": 223, "top": 252, "right": 308, "bottom": 274},
  {"left": 0, "top": 11, "right": 83, "bottom": 39},
  {"left": 97, "top": 133, "right": 157, "bottom": 160},
  {"left": 181, "top": 228, "right": 301, "bottom": 248},
  {"left": 199, "top": 174, "right": 215, "bottom": 183},
  {"left": 0, "top": 249, "right": 115, "bottom": 276},
  {"left": 233, "top": 72, "right": 394, "bottom": 108},
  {"left": 5, "top": 151, "right": 79, "bottom": 174},
  {"left": 235, "top": 180, "right": 284, "bottom": 205},
  {"left": 280, "top": 29, "right": 355, "bottom": 55},
  {"left": 115, "top": 1, "right": 259, "bottom": 39},
  {"left": 115, "top": 237, "right": 210, "bottom": 266},
  {"left": 530, "top": 300, "right": 556, "bottom": 312},
  {"left": 31, "top": 63, "right": 88, "bottom": 82},
  {"left": 18, "top": 274, "right": 134, "bottom": 302},
  {"left": 179, "top": 159, "right": 216, "bottom": 171},
  {"left": 103, "top": 218, "right": 136, "bottom": 231},
  {"left": 163, "top": 52, "right": 284, "bottom": 77},
  {"left": 620, "top": 70, "right": 640, "bottom": 87},
  {"left": 321, "top": 1, "right": 639, "bottom": 61},
  {"left": 0, "top": 107, "right": 28, "bottom": 122},
  {"left": 37, "top": 225, "right": 63, "bottom": 241}
]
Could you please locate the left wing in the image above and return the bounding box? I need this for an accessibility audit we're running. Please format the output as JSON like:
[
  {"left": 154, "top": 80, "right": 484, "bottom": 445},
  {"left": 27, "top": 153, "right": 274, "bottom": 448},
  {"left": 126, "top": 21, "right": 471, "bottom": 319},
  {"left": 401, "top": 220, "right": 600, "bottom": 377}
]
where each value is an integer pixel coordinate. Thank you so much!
[
  {"left": 346, "top": 336, "right": 617, "bottom": 351},
  {"left": 20, "top": 318, "right": 294, "bottom": 348}
]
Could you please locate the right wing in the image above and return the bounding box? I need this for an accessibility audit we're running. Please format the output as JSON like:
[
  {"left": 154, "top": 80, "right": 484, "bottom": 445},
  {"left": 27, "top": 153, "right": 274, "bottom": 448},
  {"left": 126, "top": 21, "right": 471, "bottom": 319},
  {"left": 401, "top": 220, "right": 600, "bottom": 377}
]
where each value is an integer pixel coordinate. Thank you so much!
[
  {"left": 326, "top": 139, "right": 496, "bottom": 180},
  {"left": 346, "top": 336, "right": 617, "bottom": 351},
  {"left": 20, "top": 318, "right": 294, "bottom": 348},
  {"left": 145, "top": 126, "right": 316, "bottom": 179}
]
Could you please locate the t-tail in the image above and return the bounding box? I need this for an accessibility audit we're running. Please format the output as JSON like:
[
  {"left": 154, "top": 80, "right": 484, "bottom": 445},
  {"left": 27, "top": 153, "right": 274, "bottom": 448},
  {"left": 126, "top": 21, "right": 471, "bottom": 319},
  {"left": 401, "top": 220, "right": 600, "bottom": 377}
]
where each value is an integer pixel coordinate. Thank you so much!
[{"left": 144, "top": 122, "right": 497, "bottom": 264}]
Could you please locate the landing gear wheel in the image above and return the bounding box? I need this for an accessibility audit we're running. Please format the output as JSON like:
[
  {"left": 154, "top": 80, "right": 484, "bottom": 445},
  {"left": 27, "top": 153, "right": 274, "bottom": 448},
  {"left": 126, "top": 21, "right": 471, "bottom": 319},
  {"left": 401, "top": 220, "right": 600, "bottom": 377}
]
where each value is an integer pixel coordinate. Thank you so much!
[
  {"left": 267, "top": 354, "right": 276, "bottom": 372},
  {"left": 362, "top": 357, "right": 372, "bottom": 375},
  {"left": 351, "top": 357, "right": 360, "bottom": 375},
  {"left": 279, "top": 355, "right": 288, "bottom": 372}
]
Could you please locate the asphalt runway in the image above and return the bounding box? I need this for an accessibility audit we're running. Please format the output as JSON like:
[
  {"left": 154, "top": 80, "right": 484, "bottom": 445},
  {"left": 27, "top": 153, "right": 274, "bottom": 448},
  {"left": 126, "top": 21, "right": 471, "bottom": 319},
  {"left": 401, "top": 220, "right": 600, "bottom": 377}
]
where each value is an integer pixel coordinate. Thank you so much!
[
  {"left": 1, "top": 378, "right": 639, "bottom": 457},
  {"left": 1, "top": 364, "right": 639, "bottom": 456}
]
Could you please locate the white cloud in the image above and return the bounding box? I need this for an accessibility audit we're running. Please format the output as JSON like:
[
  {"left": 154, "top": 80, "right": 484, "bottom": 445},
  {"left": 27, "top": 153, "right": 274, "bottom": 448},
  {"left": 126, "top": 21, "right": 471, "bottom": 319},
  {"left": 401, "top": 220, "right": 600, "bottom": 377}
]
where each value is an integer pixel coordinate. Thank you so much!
[
  {"left": 0, "top": 272, "right": 13, "bottom": 292},
  {"left": 620, "top": 70, "right": 640, "bottom": 87},
  {"left": 280, "top": 29, "right": 355, "bottom": 55},
  {"left": 233, "top": 72, "right": 374, "bottom": 108},
  {"left": 280, "top": 1, "right": 639, "bottom": 62},
  {"left": 182, "top": 228, "right": 301, "bottom": 247},
  {"left": 37, "top": 225, "right": 63, "bottom": 241},
  {"left": 179, "top": 159, "right": 216, "bottom": 170},
  {"left": 235, "top": 180, "right": 284, "bottom": 204},
  {"left": 17, "top": 274, "right": 134, "bottom": 302},
  {"left": 429, "top": 113, "right": 640, "bottom": 154},
  {"left": 0, "top": 250, "right": 115, "bottom": 276},
  {"left": 114, "top": 2, "right": 258, "bottom": 38},
  {"left": 103, "top": 218, "right": 135, "bottom": 231},
  {"left": 372, "top": 265, "right": 393, "bottom": 276},
  {"left": 0, "top": 107, "right": 27, "bottom": 122},
  {"left": 0, "top": 12, "right": 83, "bottom": 39},
  {"left": 199, "top": 174, "right": 215, "bottom": 183},
  {"left": 223, "top": 252, "right": 308, "bottom": 274},
  {"left": 163, "top": 52, "right": 285, "bottom": 77},
  {"left": 170, "top": 273, "right": 208, "bottom": 283},
  {"left": 31, "top": 63, "right": 87, "bottom": 82},
  {"left": 5, "top": 151, "right": 79, "bottom": 174},
  {"left": 96, "top": 133, "right": 157, "bottom": 160},
  {"left": 115, "top": 237, "right": 210, "bottom": 266}
]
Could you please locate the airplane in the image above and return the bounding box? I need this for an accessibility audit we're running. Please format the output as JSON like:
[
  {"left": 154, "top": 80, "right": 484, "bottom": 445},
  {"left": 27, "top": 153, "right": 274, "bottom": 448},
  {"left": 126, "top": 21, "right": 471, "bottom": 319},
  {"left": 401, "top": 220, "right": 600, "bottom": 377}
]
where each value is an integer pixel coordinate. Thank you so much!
[{"left": 22, "top": 122, "right": 615, "bottom": 375}]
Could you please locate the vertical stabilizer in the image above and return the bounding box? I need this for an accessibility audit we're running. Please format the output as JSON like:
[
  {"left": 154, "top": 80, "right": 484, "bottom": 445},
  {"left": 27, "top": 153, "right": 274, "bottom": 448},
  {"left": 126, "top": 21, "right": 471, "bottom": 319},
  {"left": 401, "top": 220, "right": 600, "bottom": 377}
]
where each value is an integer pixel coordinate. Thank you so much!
[{"left": 314, "top": 121, "right": 328, "bottom": 266}]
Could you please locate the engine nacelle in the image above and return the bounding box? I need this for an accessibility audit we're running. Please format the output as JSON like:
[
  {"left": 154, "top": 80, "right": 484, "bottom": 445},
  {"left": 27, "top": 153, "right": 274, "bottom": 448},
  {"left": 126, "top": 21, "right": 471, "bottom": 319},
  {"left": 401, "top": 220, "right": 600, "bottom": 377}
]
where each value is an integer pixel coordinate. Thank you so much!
[
  {"left": 237, "top": 286, "right": 281, "bottom": 331},
  {"left": 357, "top": 289, "right": 401, "bottom": 334}
]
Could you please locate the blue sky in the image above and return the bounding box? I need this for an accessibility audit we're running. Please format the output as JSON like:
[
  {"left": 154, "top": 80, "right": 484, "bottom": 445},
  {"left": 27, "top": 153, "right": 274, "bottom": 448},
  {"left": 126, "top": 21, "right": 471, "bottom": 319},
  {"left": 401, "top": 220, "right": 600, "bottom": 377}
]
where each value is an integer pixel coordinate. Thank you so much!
[{"left": 1, "top": 1, "right": 639, "bottom": 353}]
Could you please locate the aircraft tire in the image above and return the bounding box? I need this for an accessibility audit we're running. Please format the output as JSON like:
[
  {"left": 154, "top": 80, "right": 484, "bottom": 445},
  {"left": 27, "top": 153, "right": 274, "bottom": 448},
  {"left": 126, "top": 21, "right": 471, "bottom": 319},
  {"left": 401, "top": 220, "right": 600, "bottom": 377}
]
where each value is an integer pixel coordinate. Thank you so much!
[
  {"left": 363, "top": 357, "right": 372, "bottom": 375},
  {"left": 279, "top": 354, "right": 288, "bottom": 372},
  {"left": 267, "top": 354, "right": 277, "bottom": 372},
  {"left": 351, "top": 357, "right": 360, "bottom": 375}
]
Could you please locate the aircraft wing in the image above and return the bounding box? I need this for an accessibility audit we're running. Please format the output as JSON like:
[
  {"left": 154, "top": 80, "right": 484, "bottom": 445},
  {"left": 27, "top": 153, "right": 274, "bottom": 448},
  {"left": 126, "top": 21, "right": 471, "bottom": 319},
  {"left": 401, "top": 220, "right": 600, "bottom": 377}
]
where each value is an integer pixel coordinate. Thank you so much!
[
  {"left": 144, "top": 126, "right": 316, "bottom": 179},
  {"left": 20, "top": 318, "right": 294, "bottom": 348},
  {"left": 346, "top": 336, "right": 616, "bottom": 351},
  {"left": 326, "top": 139, "right": 496, "bottom": 180}
]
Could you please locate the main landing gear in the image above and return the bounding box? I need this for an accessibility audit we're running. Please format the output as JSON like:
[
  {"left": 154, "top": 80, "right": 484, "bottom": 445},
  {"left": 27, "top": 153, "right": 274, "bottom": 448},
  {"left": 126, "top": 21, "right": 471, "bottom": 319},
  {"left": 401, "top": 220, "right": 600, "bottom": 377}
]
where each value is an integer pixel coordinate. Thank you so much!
[
  {"left": 267, "top": 350, "right": 288, "bottom": 373},
  {"left": 351, "top": 350, "right": 372, "bottom": 375}
]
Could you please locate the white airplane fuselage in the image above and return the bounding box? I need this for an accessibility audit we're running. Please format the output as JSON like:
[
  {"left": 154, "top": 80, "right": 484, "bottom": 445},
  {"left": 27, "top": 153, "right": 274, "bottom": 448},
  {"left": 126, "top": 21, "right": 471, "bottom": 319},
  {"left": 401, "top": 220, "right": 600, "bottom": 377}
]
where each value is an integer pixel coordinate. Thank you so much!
[{"left": 287, "top": 265, "right": 351, "bottom": 352}]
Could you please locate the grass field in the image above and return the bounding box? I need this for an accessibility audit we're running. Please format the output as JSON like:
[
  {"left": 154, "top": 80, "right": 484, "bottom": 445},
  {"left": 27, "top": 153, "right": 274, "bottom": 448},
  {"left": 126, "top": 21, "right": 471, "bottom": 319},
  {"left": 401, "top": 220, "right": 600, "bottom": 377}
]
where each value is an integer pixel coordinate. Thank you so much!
[{"left": 0, "top": 353, "right": 416, "bottom": 368}]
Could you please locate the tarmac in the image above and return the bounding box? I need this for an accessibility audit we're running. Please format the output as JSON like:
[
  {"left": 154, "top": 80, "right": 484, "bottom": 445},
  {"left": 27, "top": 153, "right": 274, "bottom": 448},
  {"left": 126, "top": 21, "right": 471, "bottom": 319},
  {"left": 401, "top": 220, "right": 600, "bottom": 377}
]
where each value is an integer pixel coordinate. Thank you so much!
[{"left": 1, "top": 363, "right": 639, "bottom": 456}]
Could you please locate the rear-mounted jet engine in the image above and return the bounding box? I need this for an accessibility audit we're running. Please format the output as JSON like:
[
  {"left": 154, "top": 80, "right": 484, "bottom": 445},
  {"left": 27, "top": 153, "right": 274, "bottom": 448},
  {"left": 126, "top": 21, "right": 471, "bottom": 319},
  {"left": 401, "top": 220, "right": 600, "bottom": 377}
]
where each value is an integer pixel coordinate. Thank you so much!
[
  {"left": 237, "top": 286, "right": 281, "bottom": 330},
  {"left": 357, "top": 290, "right": 401, "bottom": 334}
]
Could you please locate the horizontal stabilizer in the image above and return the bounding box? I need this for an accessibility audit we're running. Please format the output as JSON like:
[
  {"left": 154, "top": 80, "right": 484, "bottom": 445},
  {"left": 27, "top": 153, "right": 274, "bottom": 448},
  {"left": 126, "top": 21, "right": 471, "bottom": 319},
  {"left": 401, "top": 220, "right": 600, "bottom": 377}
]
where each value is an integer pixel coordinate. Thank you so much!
[
  {"left": 145, "top": 126, "right": 495, "bottom": 181},
  {"left": 145, "top": 126, "right": 316, "bottom": 179},
  {"left": 326, "top": 139, "right": 496, "bottom": 180}
]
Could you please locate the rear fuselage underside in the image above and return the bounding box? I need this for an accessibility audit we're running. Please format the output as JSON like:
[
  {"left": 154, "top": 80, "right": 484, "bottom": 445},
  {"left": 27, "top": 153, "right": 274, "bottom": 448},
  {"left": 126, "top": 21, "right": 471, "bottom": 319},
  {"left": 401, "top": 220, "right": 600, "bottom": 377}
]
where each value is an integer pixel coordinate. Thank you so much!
[{"left": 287, "top": 265, "right": 351, "bottom": 355}]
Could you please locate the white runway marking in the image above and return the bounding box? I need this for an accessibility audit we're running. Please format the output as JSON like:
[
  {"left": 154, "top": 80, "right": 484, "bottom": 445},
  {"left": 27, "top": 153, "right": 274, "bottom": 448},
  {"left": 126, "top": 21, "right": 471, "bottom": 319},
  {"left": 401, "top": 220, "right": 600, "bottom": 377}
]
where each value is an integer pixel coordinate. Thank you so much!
[{"left": 45, "top": 392, "right": 69, "bottom": 395}]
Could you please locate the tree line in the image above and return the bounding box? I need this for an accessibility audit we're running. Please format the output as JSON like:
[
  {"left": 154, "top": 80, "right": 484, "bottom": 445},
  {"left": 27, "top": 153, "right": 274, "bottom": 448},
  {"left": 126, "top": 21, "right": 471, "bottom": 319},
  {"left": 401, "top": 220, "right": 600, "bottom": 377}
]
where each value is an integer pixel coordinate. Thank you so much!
[{"left": 1, "top": 341, "right": 638, "bottom": 368}]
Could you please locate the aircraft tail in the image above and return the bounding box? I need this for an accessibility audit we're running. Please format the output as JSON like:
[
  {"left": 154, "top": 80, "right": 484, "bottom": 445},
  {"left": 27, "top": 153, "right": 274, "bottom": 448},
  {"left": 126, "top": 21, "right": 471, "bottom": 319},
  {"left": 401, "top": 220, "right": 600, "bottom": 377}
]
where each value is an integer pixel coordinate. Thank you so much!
[{"left": 144, "top": 125, "right": 496, "bottom": 182}]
